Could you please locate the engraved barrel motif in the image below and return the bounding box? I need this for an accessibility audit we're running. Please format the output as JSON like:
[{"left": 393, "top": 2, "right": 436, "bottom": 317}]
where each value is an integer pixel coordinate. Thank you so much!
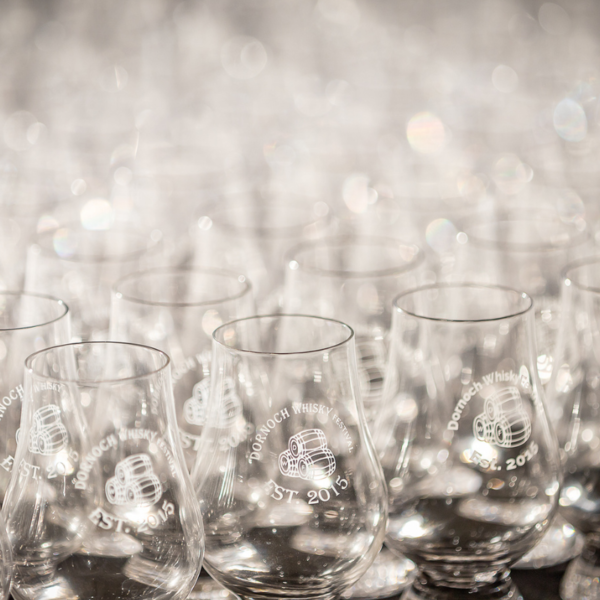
[
  {"left": 278, "top": 450, "right": 299, "bottom": 477},
  {"left": 474, "top": 387, "right": 531, "bottom": 448},
  {"left": 298, "top": 448, "right": 336, "bottom": 481},
  {"left": 485, "top": 388, "right": 522, "bottom": 422},
  {"left": 28, "top": 405, "right": 68, "bottom": 455},
  {"left": 115, "top": 454, "right": 153, "bottom": 484},
  {"left": 494, "top": 415, "right": 531, "bottom": 448},
  {"left": 219, "top": 379, "right": 242, "bottom": 428},
  {"left": 33, "top": 405, "right": 62, "bottom": 427},
  {"left": 183, "top": 379, "right": 209, "bottom": 426},
  {"left": 125, "top": 475, "right": 162, "bottom": 506},
  {"left": 289, "top": 429, "right": 327, "bottom": 458},
  {"left": 473, "top": 415, "right": 494, "bottom": 443},
  {"left": 106, "top": 477, "right": 127, "bottom": 505},
  {"left": 32, "top": 423, "right": 68, "bottom": 455}
]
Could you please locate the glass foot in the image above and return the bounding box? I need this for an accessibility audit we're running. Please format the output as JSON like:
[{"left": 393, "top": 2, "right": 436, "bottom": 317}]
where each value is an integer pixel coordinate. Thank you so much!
[
  {"left": 188, "top": 574, "right": 237, "bottom": 600},
  {"left": 341, "top": 548, "right": 416, "bottom": 599},
  {"left": 513, "top": 514, "right": 584, "bottom": 569},
  {"left": 401, "top": 570, "right": 522, "bottom": 600}
]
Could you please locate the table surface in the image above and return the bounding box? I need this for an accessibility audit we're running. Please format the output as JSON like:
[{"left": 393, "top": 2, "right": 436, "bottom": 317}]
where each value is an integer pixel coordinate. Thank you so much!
[
  {"left": 511, "top": 566, "right": 564, "bottom": 600},
  {"left": 378, "top": 566, "right": 565, "bottom": 600}
]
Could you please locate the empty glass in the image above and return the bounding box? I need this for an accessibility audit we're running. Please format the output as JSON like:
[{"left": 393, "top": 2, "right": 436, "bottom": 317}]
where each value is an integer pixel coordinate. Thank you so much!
[
  {"left": 192, "top": 315, "right": 387, "bottom": 600},
  {"left": 374, "top": 284, "right": 560, "bottom": 600},
  {"left": 25, "top": 224, "right": 163, "bottom": 341},
  {"left": 548, "top": 257, "right": 600, "bottom": 600},
  {"left": 0, "top": 292, "right": 70, "bottom": 504},
  {"left": 4, "top": 341, "right": 203, "bottom": 600},
  {"left": 285, "top": 235, "right": 424, "bottom": 423},
  {"left": 456, "top": 208, "right": 590, "bottom": 387},
  {"left": 111, "top": 268, "right": 254, "bottom": 471},
  {"left": 193, "top": 195, "right": 331, "bottom": 313}
]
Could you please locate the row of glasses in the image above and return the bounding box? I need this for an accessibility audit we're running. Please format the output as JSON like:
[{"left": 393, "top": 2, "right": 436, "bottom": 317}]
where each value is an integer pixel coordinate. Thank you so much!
[
  {"left": 0, "top": 194, "right": 596, "bottom": 600},
  {"left": 3, "top": 270, "right": 600, "bottom": 600}
]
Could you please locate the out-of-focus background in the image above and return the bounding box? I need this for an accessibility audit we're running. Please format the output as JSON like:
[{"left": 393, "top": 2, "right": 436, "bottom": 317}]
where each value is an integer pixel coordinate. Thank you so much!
[{"left": 0, "top": 0, "right": 598, "bottom": 275}]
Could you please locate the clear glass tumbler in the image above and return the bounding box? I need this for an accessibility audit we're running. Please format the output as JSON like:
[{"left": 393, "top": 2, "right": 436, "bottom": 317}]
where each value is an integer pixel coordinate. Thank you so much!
[
  {"left": 375, "top": 284, "right": 561, "bottom": 600},
  {"left": 192, "top": 314, "right": 387, "bottom": 600},
  {"left": 111, "top": 267, "right": 254, "bottom": 470},
  {"left": 4, "top": 341, "right": 203, "bottom": 600}
]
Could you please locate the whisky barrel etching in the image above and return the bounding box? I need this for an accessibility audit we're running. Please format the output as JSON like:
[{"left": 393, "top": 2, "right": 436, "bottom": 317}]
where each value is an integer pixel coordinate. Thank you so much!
[
  {"left": 125, "top": 474, "right": 162, "bottom": 506},
  {"left": 218, "top": 378, "right": 242, "bottom": 428},
  {"left": 33, "top": 405, "right": 62, "bottom": 428},
  {"left": 289, "top": 429, "right": 327, "bottom": 458},
  {"left": 298, "top": 448, "right": 336, "bottom": 481},
  {"left": 183, "top": 379, "right": 209, "bottom": 426},
  {"left": 279, "top": 450, "right": 299, "bottom": 477},
  {"left": 106, "top": 477, "right": 127, "bottom": 505},
  {"left": 473, "top": 415, "right": 494, "bottom": 443},
  {"left": 115, "top": 454, "right": 153, "bottom": 484},
  {"left": 485, "top": 387, "right": 521, "bottom": 422},
  {"left": 494, "top": 415, "right": 531, "bottom": 448},
  {"left": 28, "top": 405, "right": 68, "bottom": 455},
  {"left": 31, "top": 422, "right": 68, "bottom": 455}
]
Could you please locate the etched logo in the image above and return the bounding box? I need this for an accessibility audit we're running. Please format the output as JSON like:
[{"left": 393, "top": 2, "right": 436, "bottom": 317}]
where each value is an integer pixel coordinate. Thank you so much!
[
  {"left": 473, "top": 387, "right": 531, "bottom": 449},
  {"left": 28, "top": 405, "right": 68, "bottom": 456},
  {"left": 279, "top": 429, "right": 336, "bottom": 481},
  {"left": 183, "top": 377, "right": 242, "bottom": 429},
  {"left": 183, "top": 379, "right": 210, "bottom": 426},
  {"left": 105, "top": 454, "right": 162, "bottom": 507}
]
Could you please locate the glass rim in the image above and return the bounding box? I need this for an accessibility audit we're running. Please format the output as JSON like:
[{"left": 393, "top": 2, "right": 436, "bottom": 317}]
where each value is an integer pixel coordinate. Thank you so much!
[
  {"left": 393, "top": 283, "right": 533, "bottom": 323},
  {"left": 33, "top": 223, "right": 163, "bottom": 264},
  {"left": 462, "top": 211, "right": 589, "bottom": 253},
  {"left": 213, "top": 313, "right": 355, "bottom": 356},
  {"left": 25, "top": 340, "right": 170, "bottom": 384},
  {"left": 113, "top": 267, "right": 252, "bottom": 307},
  {"left": 0, "top": 291, "right": 69, "bottom": 331},
  {"left": 286, "top": 235, "right": 424, "bottom": 278},
  {"left": 563, "top": 255, "right": 600, "bottom": 293},
  {"left": 200, "top": 200, "right": 330, "bottom": 238}
]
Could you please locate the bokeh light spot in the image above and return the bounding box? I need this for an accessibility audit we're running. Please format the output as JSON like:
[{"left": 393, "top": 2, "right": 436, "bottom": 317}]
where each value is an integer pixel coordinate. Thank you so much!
[
  {"left": 80, "top": 199, "right": 114, "bottom": 230},
  {"left": 406, "top": 112, "right": 447, "bottom": 155},
  {"left": 53, "top": 228, "right": 77, "bottom": 258},
  {"left": 425, "top": 218, "right": 457, "bottom": 254},
  {"left": 342, "top": 174, "right": 377, "bottom": 214},
  {"left": 202, "top": 309, "right": 222, "bottom": 336},
  {"left": 492, "top": 155, "right": 533, "bottom": 195},
  {"left": 554, "top": 98, "right": 587, "bottom": 142},
  {"left": 221, "top": 36, "right": 267, "bottom": 80}
]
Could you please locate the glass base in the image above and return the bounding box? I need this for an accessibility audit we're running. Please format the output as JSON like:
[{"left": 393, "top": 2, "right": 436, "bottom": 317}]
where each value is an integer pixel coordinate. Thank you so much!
[
  {"left": 561, "top": 539, "right": 600, "bottom": 600},
  {"left": 401, "top": 570, "right": 522, "bottom": 600},
  {"left": 188, "top": 574, "right": 237, "bottom": 600},
  {"left": 513, "top": 514, "right": 584, "bottom": 570},
  {"left": 341, "top": 548, "right": 417, "bottom": 599}
]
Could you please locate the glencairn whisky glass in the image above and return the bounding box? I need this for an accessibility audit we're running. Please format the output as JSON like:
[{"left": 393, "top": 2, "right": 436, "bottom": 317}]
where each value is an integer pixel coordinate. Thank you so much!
[
  {"left": 4, "top": 341, "right": 203, "bottom": 600},
  {"left": 548, "top": 257, "right": 600, "bottom": 600},
  {"left": 0, "top": 292, "right": 70, "bottom": 503},
  {"left": 111, "top": 267, "right": 254, "bottom": 470},
  {"left": 192, "top": 315, "right": 387, "bottom": 600},
  {"left": 374, "top": 284, "right": 560, "bottom": 600}
]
